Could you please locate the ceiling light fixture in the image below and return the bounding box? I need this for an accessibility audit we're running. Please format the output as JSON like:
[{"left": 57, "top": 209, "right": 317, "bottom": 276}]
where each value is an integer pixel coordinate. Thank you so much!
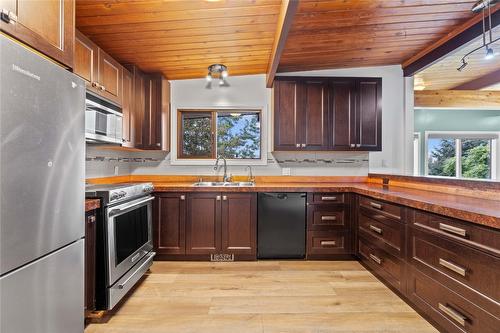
[
  {"left": 457, "top": 0, "right": 499, "bottom": 70},
  {"left": 205, "top": 64, "right": 229, "bottom": 89}
]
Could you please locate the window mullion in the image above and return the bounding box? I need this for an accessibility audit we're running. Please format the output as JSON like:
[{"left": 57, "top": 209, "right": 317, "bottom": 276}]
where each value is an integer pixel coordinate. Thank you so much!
[
  {"left": 212, "top": 111, "right": 217, "bottom": 159},
  {"left": 455, "top": 138, "right": 461, "bottom": 178}
]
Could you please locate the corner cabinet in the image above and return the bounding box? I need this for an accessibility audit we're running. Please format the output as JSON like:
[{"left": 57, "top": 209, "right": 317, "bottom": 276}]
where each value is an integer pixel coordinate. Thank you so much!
[
  {"left": 0, "top": 0, "right": 74, "bottom": 68},
  {"left": 273, "top": 77, "right": 382, "bottom": 152}
]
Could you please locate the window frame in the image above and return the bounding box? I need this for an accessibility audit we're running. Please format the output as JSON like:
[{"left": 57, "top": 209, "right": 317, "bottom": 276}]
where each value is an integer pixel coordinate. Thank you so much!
[
  {"left": 173, "top": 107, "right": 267, "bottom": 166},
  {"left": 424, "top": 131, "right": 498, "bottom": 180}
]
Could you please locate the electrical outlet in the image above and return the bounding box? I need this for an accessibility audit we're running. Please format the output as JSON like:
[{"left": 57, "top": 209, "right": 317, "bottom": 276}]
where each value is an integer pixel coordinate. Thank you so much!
[
  {"left": 282, "top": 167, "right": 291, "bottom": 176},
  {"left": 114, "top": 165, "right": 119, "bottom": 175}
]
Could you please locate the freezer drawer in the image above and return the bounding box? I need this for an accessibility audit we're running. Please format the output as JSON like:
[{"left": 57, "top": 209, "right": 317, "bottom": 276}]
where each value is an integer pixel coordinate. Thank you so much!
[{"left": 0, "top": 240, "right": 84, "bottom": 333}]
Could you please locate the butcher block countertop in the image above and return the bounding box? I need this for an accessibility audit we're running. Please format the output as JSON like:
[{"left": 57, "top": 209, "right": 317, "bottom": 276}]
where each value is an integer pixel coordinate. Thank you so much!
[
  {"left": 86, "top": 175, "right": 500, "bottom": 230},
  {"left": 85, "top": 199, "right": 100, "bottom": 212}
]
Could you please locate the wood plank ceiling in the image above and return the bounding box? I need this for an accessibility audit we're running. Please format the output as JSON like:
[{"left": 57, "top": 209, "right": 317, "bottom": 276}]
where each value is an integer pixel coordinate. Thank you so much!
[
  {"left": 414, "top": 25, "right": 500, "bottom": 90},
  {"left": 278, "top": 0, "right": 479, "bottom": 73},
  {"left": 75, "top": 0, "right": 281, "bottom": 80}
]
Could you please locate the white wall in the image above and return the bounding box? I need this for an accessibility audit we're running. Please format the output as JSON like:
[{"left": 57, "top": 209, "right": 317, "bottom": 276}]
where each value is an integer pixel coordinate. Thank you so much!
[{"left": 279, "top": 65, "right": 406, "bottom": 174}]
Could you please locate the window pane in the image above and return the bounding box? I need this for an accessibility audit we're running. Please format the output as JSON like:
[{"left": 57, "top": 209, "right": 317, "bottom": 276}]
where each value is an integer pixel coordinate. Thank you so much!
[
  {"left": 217, "top": 112, "right": 261, "bottom": 159},
  {"left": 461, "top": 139, "right": 491, "bottom": 179},
  {"left": 181, "top": 112, "right": 212, "bottom": 158},
  {"left": 427, "top": 138, "right": 456, "bottom": 177}
]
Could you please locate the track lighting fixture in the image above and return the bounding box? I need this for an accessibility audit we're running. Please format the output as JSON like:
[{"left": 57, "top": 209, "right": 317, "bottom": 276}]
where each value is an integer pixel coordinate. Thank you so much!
[{"left": 205, "top": 64, "right": 229, "bottom": 89}]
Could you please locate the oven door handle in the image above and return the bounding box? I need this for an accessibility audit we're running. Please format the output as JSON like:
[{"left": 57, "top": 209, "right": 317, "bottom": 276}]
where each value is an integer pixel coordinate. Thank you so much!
[{"left": 108, "top": 196, "right": 154, "bottom": 216}]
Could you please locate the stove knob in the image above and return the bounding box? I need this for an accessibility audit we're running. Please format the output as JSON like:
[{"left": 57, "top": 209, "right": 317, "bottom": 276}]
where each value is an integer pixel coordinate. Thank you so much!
[
  {"left": 110, "top": 193, "right": 119, "bottom": 201},
  {"left": 119, "top": 191, "right": 127, "bottom": 198}
]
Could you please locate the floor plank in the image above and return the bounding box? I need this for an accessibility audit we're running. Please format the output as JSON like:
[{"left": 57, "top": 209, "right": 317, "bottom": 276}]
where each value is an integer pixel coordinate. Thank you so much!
[{"left": 85, "top": 261, "right": 437, "bottom": 333}]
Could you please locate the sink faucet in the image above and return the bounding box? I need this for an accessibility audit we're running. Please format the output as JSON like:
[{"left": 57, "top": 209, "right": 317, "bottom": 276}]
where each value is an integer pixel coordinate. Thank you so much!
[
  {"left": 245, "top": 165, "right": 255, "bottom": 183},
  {"left": 214, "top": 156, "right": 231, "bottom": 182}
]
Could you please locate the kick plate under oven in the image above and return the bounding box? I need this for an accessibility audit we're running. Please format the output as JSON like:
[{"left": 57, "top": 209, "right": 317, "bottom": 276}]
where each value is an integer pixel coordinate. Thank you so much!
[{"left": 106, "top": 195, "right": 154, "bottom": 289}]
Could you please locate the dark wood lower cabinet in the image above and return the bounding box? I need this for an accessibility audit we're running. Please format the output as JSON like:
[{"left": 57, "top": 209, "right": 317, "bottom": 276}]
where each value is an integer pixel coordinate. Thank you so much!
[
  {"left": 154, "top": 192, "right": 257, "bottom": 260},
  {"left": 84, "top": 210, "right": 97, "bottom": 311}
]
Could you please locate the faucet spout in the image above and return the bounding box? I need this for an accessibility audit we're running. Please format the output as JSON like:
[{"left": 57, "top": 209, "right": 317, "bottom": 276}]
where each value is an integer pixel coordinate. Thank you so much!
[{"left": 215, "top": 156, "right": 230, "bottom": 182}]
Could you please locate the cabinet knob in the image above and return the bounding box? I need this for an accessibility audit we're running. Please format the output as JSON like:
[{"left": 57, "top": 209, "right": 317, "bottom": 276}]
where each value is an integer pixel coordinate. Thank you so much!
[
  {"left": 222, "top": 195, "right": 227, "bottom": 201},
  {"left": 216, "top": 196, "right": 221, "bottom": 201},
  {"left": 180, "top": 195, "right": 185, "bottom": 201},
  {"left": 296, "top": 143, "right": 300, "bottom": 148},
  {"left": 356, "top": 143, "right": 361, "bottom": 148},
  {"left": 350, "top": 144, "right": 355, "bottom": 148},
  {"left": 301, "top": 143, "right": 306, "bottom": 148},
  {"left": 100, "top": 85, "right": 106, "bottom": 91},
  {"left": 156, "top": 143, "right": 161, "bottom": 147}
]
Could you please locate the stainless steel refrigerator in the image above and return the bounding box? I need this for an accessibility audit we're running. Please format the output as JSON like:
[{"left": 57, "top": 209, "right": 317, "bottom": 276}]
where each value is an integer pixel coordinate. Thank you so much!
[{"left": 0, "top": 34, "right": 85, "bottom": 333}]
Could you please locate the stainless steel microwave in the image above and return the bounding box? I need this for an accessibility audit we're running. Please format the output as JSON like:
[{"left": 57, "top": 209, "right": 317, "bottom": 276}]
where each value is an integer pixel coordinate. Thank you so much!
[{"left": 85, "top": 92, "right": 123, "bottom": 144}]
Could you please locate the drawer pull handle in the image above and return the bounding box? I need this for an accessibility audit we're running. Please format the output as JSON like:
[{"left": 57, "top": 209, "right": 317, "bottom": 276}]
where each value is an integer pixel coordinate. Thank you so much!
[
  {"left": 439, "top": 223, "right": 467, "bottom": 237},
  {"left": 369, "top": 253, "right": 382, "bottom": 265},
  {"left": 438, "top": 303, "right": 467, "bottom": 327},
  {"left": 321, "top": 196, "right": 337, "bottom": 201},
  {"left": 369, "top": 225, "right": 382, "bottom": 234},
  {"left": 370, "top": 202, "right": 382, "bottom": 210},
  {"left": 321, "top": 241, "right": 336, "bottom": 246},
  {"left": 439, "top": 258, "right": 466, "bottom": 277},
  {"left": 321, "top": 216, "right": 337, "bottom": 221}
]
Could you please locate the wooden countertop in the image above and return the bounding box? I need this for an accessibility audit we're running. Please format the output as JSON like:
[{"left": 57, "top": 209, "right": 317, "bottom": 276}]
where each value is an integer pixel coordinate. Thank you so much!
[
  {"left": 152, "top": 182, "right": 500, "bottom": 230},
  {"left": 85, "top": 199, "right": 100, "bottom": 212}
]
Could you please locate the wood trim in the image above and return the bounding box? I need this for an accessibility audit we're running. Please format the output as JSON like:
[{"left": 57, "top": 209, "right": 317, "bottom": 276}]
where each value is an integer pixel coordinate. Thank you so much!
[
  {"left": 266, "top": 0, "right": 298, "bottom": 88},
  {"left": 452, "top": 69, "right": 500, "bottom": 90},
  {"left": 402, "top": 4, "right": 500, "bottom": 76},
  {"left": 414, "top": 90, "right": 500, "bottom": 108}
]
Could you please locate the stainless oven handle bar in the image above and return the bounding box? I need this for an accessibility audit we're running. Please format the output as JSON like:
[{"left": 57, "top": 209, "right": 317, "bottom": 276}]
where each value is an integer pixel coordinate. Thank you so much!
[
  {"left": 109, "top": 196, "right": 155, "bottom": 216},
  {"left": 117, "top": 252, "right": 155, "bottom": 289}
]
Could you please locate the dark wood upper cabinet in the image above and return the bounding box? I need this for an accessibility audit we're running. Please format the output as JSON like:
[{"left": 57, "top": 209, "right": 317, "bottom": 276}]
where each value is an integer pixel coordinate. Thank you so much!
[
  {"left": 130, "top": 66, "right": 145, "bottom": 148},
  {"left": 143, "top": 74, "right": 170, "bottom": 151},
  {"left": 356, "top": 78, "right": 382, "bottom": 151},
  {"left": 186, "top": 193, "right": 221, "bottom": 255},
  {"left": 121, "top": 68, "right": 134, "bottom": 147},
  {"left": 74, "top": 30, "right": 122, "bottom": 106},
  {"left": 154, "top": 193, "right": 186, "bottom": 255},
  {"left": 302, "top": 79, "right": 330, "bottom": 150},
  {"left": 0, "top": 0, "right": 74, "bottom": 68},
  {"left": 273, "top": 79, "right": 300, "bottom": 150},
  {"left": 221, "top": 193, "right": 257, "bottom": 256},
  {"left": 273, "top": 77, "right": 382, "bottom": 151},
  {"left": 331, "top": 79, "right": 356, "bottom": 150}
]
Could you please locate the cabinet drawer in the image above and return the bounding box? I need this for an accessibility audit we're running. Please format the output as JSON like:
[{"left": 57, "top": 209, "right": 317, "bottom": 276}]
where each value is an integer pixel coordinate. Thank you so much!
[
  {"left": 408, "top": 267, "right": 499, "bottom": 333},
  {"left": 309, "top": 193, "right": 345, "bottom": 204},
  {"left": 359, "top": 196, "right": 402, "bottom": 220},
  {"left": 409, "top": 209, "right": 500, "bottom": 256},
  {"left": 308, "top": 207, "right": 346, "bottom": 231},
  {"left": 307, "top": 231, "right": 350, "bottom": 255},
  {"left": 359, "top": 207, "right": 403, "bottom": 257},
  {"left": 358, "top": 235, "right": 404, "bottom": 292},
  {"left": 410, "top": 228, "right": 500, "bottom": 306}
]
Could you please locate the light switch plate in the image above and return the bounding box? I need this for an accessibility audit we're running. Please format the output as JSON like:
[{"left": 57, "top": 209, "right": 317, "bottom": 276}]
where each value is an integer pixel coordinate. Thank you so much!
[
  {"left": 114, "top": 165, "right": 119, "bottom": 175},
  {"left": 281, "top": 167, "right": 291, "bottom": 176}
]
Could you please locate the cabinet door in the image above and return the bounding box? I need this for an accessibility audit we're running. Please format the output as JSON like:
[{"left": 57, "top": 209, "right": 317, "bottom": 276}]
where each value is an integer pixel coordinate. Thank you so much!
[
  {"left": 331, "top": 79, "right": 356, "bottom": 150},
  {"left": 154, "top": 194, "right": 186, "bottom": 255},
  {"left": 84, "top": 211, "right": 96, "bottom": 311},
  {"left": 302, "top": 79, "right": 329, "bottom": 150},
  {"left": 121, "top": 68, "right": 134, "bottom": 147},
  {"left": 356, "top": 78, "right": 382, "bottom": 151},
  {"left": 132, "top": 66, "right": 145, "bottom": 148},
  {"left": 186, "top": 193, "right": 221, "bottom": 255},
  {"left": 0, "top": 0, "right": 74, "bottom": 68},
  {"left": 221, "top": 193, "right": 256, "bottom": 256},
  {"left": 74, "top": 30, "right": 98, "bottom": 92},
  {"left": 97, "top": 49, "right": 122, "bottom": 105},
  {"left": 274, "top": 79, "right": 301, "bottom": 150}
]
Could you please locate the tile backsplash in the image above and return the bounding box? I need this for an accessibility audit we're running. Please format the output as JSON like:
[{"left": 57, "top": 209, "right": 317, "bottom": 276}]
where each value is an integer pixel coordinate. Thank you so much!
[{"left": 86, "top": 145, "right": 369, "bottom": 179}]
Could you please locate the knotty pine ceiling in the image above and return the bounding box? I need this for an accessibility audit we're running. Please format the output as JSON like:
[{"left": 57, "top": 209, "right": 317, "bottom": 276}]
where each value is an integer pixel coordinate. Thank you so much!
[
  {"left": 415, "top": 25, "right": 500, "bottom": 90},
  {"left": 76, "top": 0, "right": 482, "bottom": 80}
]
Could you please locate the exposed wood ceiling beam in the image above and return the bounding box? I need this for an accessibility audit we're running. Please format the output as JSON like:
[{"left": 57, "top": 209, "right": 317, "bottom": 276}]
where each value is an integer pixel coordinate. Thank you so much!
[
  {"left": 414, "top": 89, "right": 500, "bottom": 108},
  {"left": 403, "top": 4, "right": 500, "bottom": 77},
  {"left": 452, "top": 68, "right": 500, "bottom": 90},
  {"left": 266, "top": 0, "right": 298, "bottom": 88}
]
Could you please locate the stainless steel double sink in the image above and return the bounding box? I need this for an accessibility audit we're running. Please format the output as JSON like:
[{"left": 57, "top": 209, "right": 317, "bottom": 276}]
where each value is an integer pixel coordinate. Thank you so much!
[{"left": 192, "top": 181, "right": 255, "bottom": 187}]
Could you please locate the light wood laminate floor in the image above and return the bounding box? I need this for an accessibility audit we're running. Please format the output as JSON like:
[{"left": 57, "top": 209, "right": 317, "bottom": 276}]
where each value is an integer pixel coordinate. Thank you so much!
[{"left": 85, "top": 261, "right": 437, "bottom": 333}]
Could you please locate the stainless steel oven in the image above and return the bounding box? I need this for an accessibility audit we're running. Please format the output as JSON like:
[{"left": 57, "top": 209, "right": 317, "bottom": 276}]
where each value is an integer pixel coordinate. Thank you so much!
[{"left": 86, "top": 182, "right": 155, "bottom": 310}]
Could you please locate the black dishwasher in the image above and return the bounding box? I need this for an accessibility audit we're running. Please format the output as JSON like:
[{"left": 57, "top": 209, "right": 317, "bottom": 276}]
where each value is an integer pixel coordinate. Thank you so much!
[{"left": 257, "top": 193, "right": 306, "bottom": 259}]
